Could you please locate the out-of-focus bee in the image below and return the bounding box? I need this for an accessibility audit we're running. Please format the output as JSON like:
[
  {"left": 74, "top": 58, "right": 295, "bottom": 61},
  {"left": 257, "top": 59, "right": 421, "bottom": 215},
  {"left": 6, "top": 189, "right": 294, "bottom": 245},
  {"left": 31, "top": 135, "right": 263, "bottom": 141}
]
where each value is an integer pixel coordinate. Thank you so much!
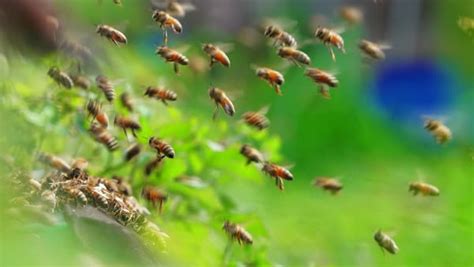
[
  {"left": 423, "top": 118, "right": 452, "bottom": 144},
  {"left": 152, "top": 0, "right": 196, "bottom": 18},
  {"left": 262, "top": 162, "right": 293, "bottom": 191},
  {"left": 71, "top": 74, "right": 90, "bottom": 90},
  {"left": 149, "top": 137, "right": 175, "bottom": 158},
  {"left": 174, "top": 175, "right": 207, "bottom": 188},
  {"left": 188, "top": 55, "right": 209, "bottom": 74},
  {"left": 48, "top": 67, "right": 73, "bottom": 89},
  {"left": 29, "top": 178, "right": 42, "bottom": 192},
  {"left": 340, "top": 6, "right": 363, "bottom": 25},
  {"left": 152, "top": 10, "right": 182, "bottom": 45},
  {"left": 89, "top": 122, "right": 119, "bottom": 151},
  {"left": 315, "top": 27, "right": 345, "bottom": 61},
  {"left": 240, "top": 144, "right": 264, "bottom": 165},
  {"left": 263, "top": 25, "right": 297, "bottom": 48},
  {"left": 120, "top": 92, "right": 134, "bottom": 112},
  {"left": 222, "top": 221, "right": 253, "bottom": 245},
  {"left": 112, "top": 176, "right": 132, "bottom": 196},
  {"left": 144, "top": 157, "right": 163, "bottom": 176},
  {"left": 87, "top": 100, "right": 109, "bottom": 128},
  {"left": 144, "top": 86, "right": 178, "bottom": 105},
  {"left": 112, "top": 0, "right": 122, "bottom": 5},
  {"left": 38, "top": 153, "right": 71, "bottom": 173},
  {"left": 374, "top": 230, "right": 399, "bottom": 254},
  {"left": 202, "top": 43, "right": 231, "bottom": 68},
  {"left": 458, "top": 16, "right": 474, "bottom": 35},
  {"left": 277, "top": 47, "right": 311, "bottom": 66},
  {"left": 255, "top": 67, "right": 284, "bottom": 95},
  {"left": 209, "top": 87, "right": 235, "bottom": 120},
  {"left": 124, "top": 143, "right": 141, "bottom": 161},
  {"left": 313, "top": 177, "right": 343, "bottom": 195},
  {"left": 358, "top": 40, "right": 390, "bottom": 60},
  {"left": 142, "top": 186, "right": 167, "bottom": 213},
  {"left": 70, "top": 158, "right": 89, "bottom": 179},
  {"left": 305, "top": 68, "right": 338, "bottom": 99},
  {"left": 96, "top": 75, "right": 115, "bottom": 102},
  {"left": 242, "top": 108, "right": 270, "bottom": 130},
  {"left": 96, "top": 24, "right": 127, "bottom": 45},
  {"left": 409, "top": 182, "right": 440, "bottom": 196},
  {"left": 114, "top": 115, "right": 141, "bottom": 137},
  {"left": 41, "top": 190, "right": 57, "bottom": 210},
  {"left": 155, "top": 46, "right": 188, "bottom": 74}
]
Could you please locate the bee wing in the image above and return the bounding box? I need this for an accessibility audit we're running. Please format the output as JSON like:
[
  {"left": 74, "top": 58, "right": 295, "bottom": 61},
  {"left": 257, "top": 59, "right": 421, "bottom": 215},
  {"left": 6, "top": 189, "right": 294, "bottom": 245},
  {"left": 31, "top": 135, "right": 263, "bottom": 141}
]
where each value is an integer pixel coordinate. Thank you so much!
[
  {"left": 206, "top": 140, "right": 226, "bottom": 152},
  {"left": 176, "top": 44, "right": 191, "bottom": 53},
  {"left": 257, "top": 105, "right": 270, "bottom": 115},
  {"left": 377, "top": 42, "right": 392, "bottom": 50},
  {"left": 261, "top": 17, "right": 298, "bottom": 31},
  {"left": 215, "top": 42, "right": 234, "bottom": 53},
  {"left": 281, "top": 163, "right": 295, "bottom": 170},
  {"left": 111, "top": 78, "right": 127, "bottom": 86},
  {"left": 332, "top": 26, "right": 346, "bottom": 34},
  {"left": 178, "top": 2, "right": 196, "bottom": 12}
]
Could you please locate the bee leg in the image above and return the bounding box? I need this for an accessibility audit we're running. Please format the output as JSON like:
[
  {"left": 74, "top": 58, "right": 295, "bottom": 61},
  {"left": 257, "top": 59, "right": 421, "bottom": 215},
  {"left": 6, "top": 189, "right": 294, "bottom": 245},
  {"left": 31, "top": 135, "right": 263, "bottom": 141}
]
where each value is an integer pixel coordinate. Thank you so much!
[
  {"left": 132, "top": 129, "right": 137, "bottom": 138},
  {"left": 122, "top": 128, "right": 128, "bottom": 138},
  {"left": 161, "top": 99, "right": 168, "bottom": 106},
  {"left": 328, "top": 47, "right": 336, "bottom": 62},
  {"left": 209, "top": 58, "right": 214, "bottom": 68},
  {"left": 212, "top": 105, "right": 219, "bottom": 120},
  {"left": 274, "top": 84, "right": 282, "bottom": 95},
  {"left": 159, "top": 200, "right": 163, "bottom": 214},
  {"left": 174, "top": 63, "right": 179, "bottom": 74},
  {"left": 162, "top": 29, "right": 168, "bottom": 46},
  {"left": 246, "top": 159, "right": 252, "bottom": 165},
  {"left": 291, "top": 59, "right": 302, "bottom": 68}
]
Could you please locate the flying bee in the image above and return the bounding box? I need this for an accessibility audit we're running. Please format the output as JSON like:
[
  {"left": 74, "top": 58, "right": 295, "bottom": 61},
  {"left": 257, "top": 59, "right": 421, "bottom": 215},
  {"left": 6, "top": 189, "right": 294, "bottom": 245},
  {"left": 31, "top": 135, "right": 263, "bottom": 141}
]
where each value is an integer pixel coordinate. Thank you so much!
[
  {"left": 262, "top": 162, "right": 293, "bottom": 191},
  {"left": 149, "top": 137, "right": 175, "bottom": 158},
  {"left": 155, "top": 46, "right": 188, "bottom": 74},
  {"left": 424, "top": 118, "right": 452, "bottom": 144},
  {"left": 96, "top": 24, "right": 127, "bottom": 45},
  {"left": 305, "top": 68, "right": 338, "bottom": 98},
  {"left": 313, "top": 177, "right": 343, "bottom": 195},
  {"left": 202, "top": 43, "right": 231, "bottom": 68},
  {"left": 152, "top": 10, "right": 182, "bottom": 45},
  {"left": 144, "top": 86, "right": 178, "bottom": 105},
  {"left": 144, "top": 156, "right": 164, "bottom": 176},
  {"left": 255, "top": 67, "right": 284, "bottom": 95},
  {"left": 315, "top": 27, "right": 345, "bottom": 61},
  {"left": 152, "top": 0, "right": 196, "bottom": 18},
  {"left": 111, "top": 176, "right": 132, "bottom": 196},
  {"left": 277, "top": 47, "right": 311, "bottom": 66},
  {"left": 38, "top": 153, "right": 71, "bottom": 173},
  {"left": 119, "top": 92, "right": 134, "bottom": 112},
  {"left": 124, "top": 143, "right": 141, "bottom": 161},
  {"left": 96, "top": 75, "right": 115, "bottom": 102},
  {"left": 340, "top": 6, "right": 363, "bottom": 25},
  {"left": 374, "top": 230, "right": 399, "bottom": 254},
  {"left": 240, "top": 144, "right": 264, "bottom": 165},
  {"left": 263, "top": 25, "right": 297, "bottom": 48},
  {"left": 409, "top": 182, "right": 440, "bottom": 196},
  {"left": 48, "top": 67, "right": 74, "bottom": 89},
  {"left": 114, "top": 115, "right": 141, "bottom": 137},
  {"left": 71, "top": 74, "right": 90, "bottom": 90},
  {"left": 87, "top": 100, "right": 109, "bottom": 128},
  {"left": 142, "top": 186, "right": 167, "bottom": 213},
  {"left": 222, "top": 221, "right": 253, "bottom": 245},
  {"left": 242, "top": 108, "right": 270, "bottom": 130},
  {"left": 209, "top": 87, "right": 235, "bottom": 120},
  {"left": 359, "top": 40, "right": 390, "bottom": 60},
  {"left": 89, "top": 122, "right": 119, "bottom": 151}
]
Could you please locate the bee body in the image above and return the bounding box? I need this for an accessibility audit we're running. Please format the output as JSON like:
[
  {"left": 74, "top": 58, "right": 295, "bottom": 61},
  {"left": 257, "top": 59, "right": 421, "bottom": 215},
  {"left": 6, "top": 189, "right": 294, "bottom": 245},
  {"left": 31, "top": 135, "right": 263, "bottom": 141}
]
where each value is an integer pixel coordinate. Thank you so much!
[
  {"left": 144, "top": 157, "right": 163, "bottom": 176},
  {"left": 48, "top": 67, "right": 74, "bottom": 89},
  {"left": 340, "top": 6, "right": 363, "bottom": 25},
  {"left": 256, "top": 67, "right": 284, "bottom": 95},
  {"left": 359, "top": 40, "right": 386, "bottom": 60},
  {"left": 96, "top": 24, "right": 127, "bottom": 45},
  {"left": 202, "top": 44, "right": 230, "bottom": 67},
  {"left": 240, "top": 144, "right": 264, "bottom": 165},
  {"left": 142, "top": 186, "right": 167, "bottom": 213},
  {"left": 124, "top": 143, "right": 141, "bottom": 161},
  {"left": 222, "top": 221, "right": 253, "bottom": 245},
  {"left": 242, "top": 111, "right": 270, "bottom": 130},
  {"left": 152, "top": 11, "right": 182, "bottom": 33},
  {"left": 87, "top": 100, "right": 109, "bottom": 128},
  {"left": 144, "top": 86, "right": 178, "bottom": 105},
  {"left": 96, "top": 75, "right": 115, "bottom": 102},
  {"left": 374, "top": 230, "right": 399, "bottom": 254},
  {"left": 424, "top": 119, "right": 452, "bottom": 144},
  {"left": 114, "top": 115, "right": 141, "bottom": 137},
  {"left": 264, "top": 25, "right": 297, "bottom": 47},
  {"left": 209, "top": 87, "right": 235, "bottom": 119},
  {"left": 149, "top": 137, "right": 175, "bottom": 158},
  {"left": 315, "top": 27, "right": 345, "bottom": 61},
  {"left": 38, "top": 153, "right": 71, "bottom": 173},
  {"left": 120, "top": 93, "right": 134, "bottom": 112},
  {"left": 305, "top": 68, "right": 338, "bottom": 88},
  {"left": 89, "top": 123, "right": 119, "bottom": 151},
  {"left": 313, "top": 177, "right": 343, "bottom": 194},
  {"left": 155, "top": 46, "right": 188, "bottom": 74},
  {"left": 69, "top": 188, "right": 88, "bottom": 206},
  {"left": 277, "top": 47, "right": 310, "bottom": 66},
  {"left": 71, "top": 75, "right": 90, "bottom": 89},
  {"left": 262, "top": 162, "right": 293, "bottom": 191},
  {"left": 409, "top": 182, "right": 440, "bottom": 196}
]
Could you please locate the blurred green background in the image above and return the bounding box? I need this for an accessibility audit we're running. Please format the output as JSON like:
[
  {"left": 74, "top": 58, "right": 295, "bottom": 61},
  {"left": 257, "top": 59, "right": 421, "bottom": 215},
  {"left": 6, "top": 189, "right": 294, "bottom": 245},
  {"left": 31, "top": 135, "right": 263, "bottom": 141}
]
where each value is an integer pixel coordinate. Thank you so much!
[{"left": 0, "top": 0, "right": 472, "bottom": 266}]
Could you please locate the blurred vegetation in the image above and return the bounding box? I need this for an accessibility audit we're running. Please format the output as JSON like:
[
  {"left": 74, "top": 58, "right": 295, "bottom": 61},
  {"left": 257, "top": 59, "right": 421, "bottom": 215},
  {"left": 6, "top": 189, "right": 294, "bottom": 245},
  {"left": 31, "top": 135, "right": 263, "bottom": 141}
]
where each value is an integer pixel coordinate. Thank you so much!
[{"left": 0, "top": 0, "right": 473, "bottom": 267}]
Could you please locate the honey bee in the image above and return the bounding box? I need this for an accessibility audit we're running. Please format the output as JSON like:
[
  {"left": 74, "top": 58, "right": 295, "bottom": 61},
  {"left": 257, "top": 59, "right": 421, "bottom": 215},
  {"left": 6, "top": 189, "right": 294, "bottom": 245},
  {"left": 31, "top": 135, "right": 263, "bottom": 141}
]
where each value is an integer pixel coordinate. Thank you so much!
[
  {"left": 359, "top": 40, "right": 390, "bottom": 60},
  {"left": 409, "top": 182, "right": 440, "bottom": 196},
  {"left": 142, "top": 186, "right": 167, "bottom": 213},
  {"left": 124, "top": 143, "right": 141, "bottom": 161},
  {"left": 277, "top": 47, "right": 311, "bottom": 66},
  {"left": 263, "top": 25, "right": 297, "bottom": 48},
  {"left": 71, "top": 74, "right": 90, "bottom": 90},
  {"left": 374, "top": 230, "right": 399, "bottom": 254},
  {"left": 68, "top": 188, "right": 88, "bottom": 206},
  {"left": 70, "top": 158, "right": 89, "bottom": 179},
  {"left": 144, "top": 157, "right": 164, "bottom": 176},
  {"left": 242, "top": 109, "right": 270, "bottom": 130},
  {"left": 315, "top": 27, "right": 345, "bottom": 61},
  {"left": 155, "top": 46, "right": 189, "bottom": 74},
  {"left": 305, "top": 68, "right": 338, "bottom": 98},
  {"left": 262, "top": 162, "right": 293, "bottom": 191},
  {"left": 152, "top": 0, "right": 196, "bottom": 18},
  {"left": 209, "top": 87, "right": 235, "bottom": 120},
  {"left": 96, "top": 24, "right": 127, "bottom": 45},
  {"left": 87, "top": 100, "right": 109, "bottom": 128},
  {"left": 313, "top": 177, "right": 343, "bottom": 195},
  {"left": 202, "top": 43, "right": 231, "bottom": 68},
  {"left": 144, "top": 86, "right": 178, "bottom": 105},
  {"left": 114, "top": 115, "right": 141, "bottom": 137},
  {"left": 424, "top": 118, "right": 452, "bottom": 144},
  {"left": 111, "top": 176, "right": 132, "bottom": 196},
  {"left": 149, "top": 137, "right": 175, "bottom": 158},
  {"left": 255, "top": 67, "right": 284, "bottom": 95},
  {"left": 152, "top": 10, "right": 182, "bottom": 45},
  {"left": 38, "top": 153, "right": 71, "bottom": 173},
  {"left": 89, "top": 122, "right": 119, "bottom": 151},
  {"left": 188, "top": 55, "right": 209, "bottom": 74},
  {"left": 96, "top": 75, "right": 115, "bottom": 102},
  {"left": 48, "top": 67, "right": 74, "bottom": 89},
  {"left": 340, "top": 6, "right": 363, "bottom": 25},
  {"left": 120, "top": 93, "right": 134, "bottom": 112},
  {"left": 89, "top": 186, "right": 109, "bottom": 208},
  {"left": 240, "top": 144, "right": 264, "bottom": 165},
  {"left": 222, "top": 221, "right": 253, "bottom": 245}
]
